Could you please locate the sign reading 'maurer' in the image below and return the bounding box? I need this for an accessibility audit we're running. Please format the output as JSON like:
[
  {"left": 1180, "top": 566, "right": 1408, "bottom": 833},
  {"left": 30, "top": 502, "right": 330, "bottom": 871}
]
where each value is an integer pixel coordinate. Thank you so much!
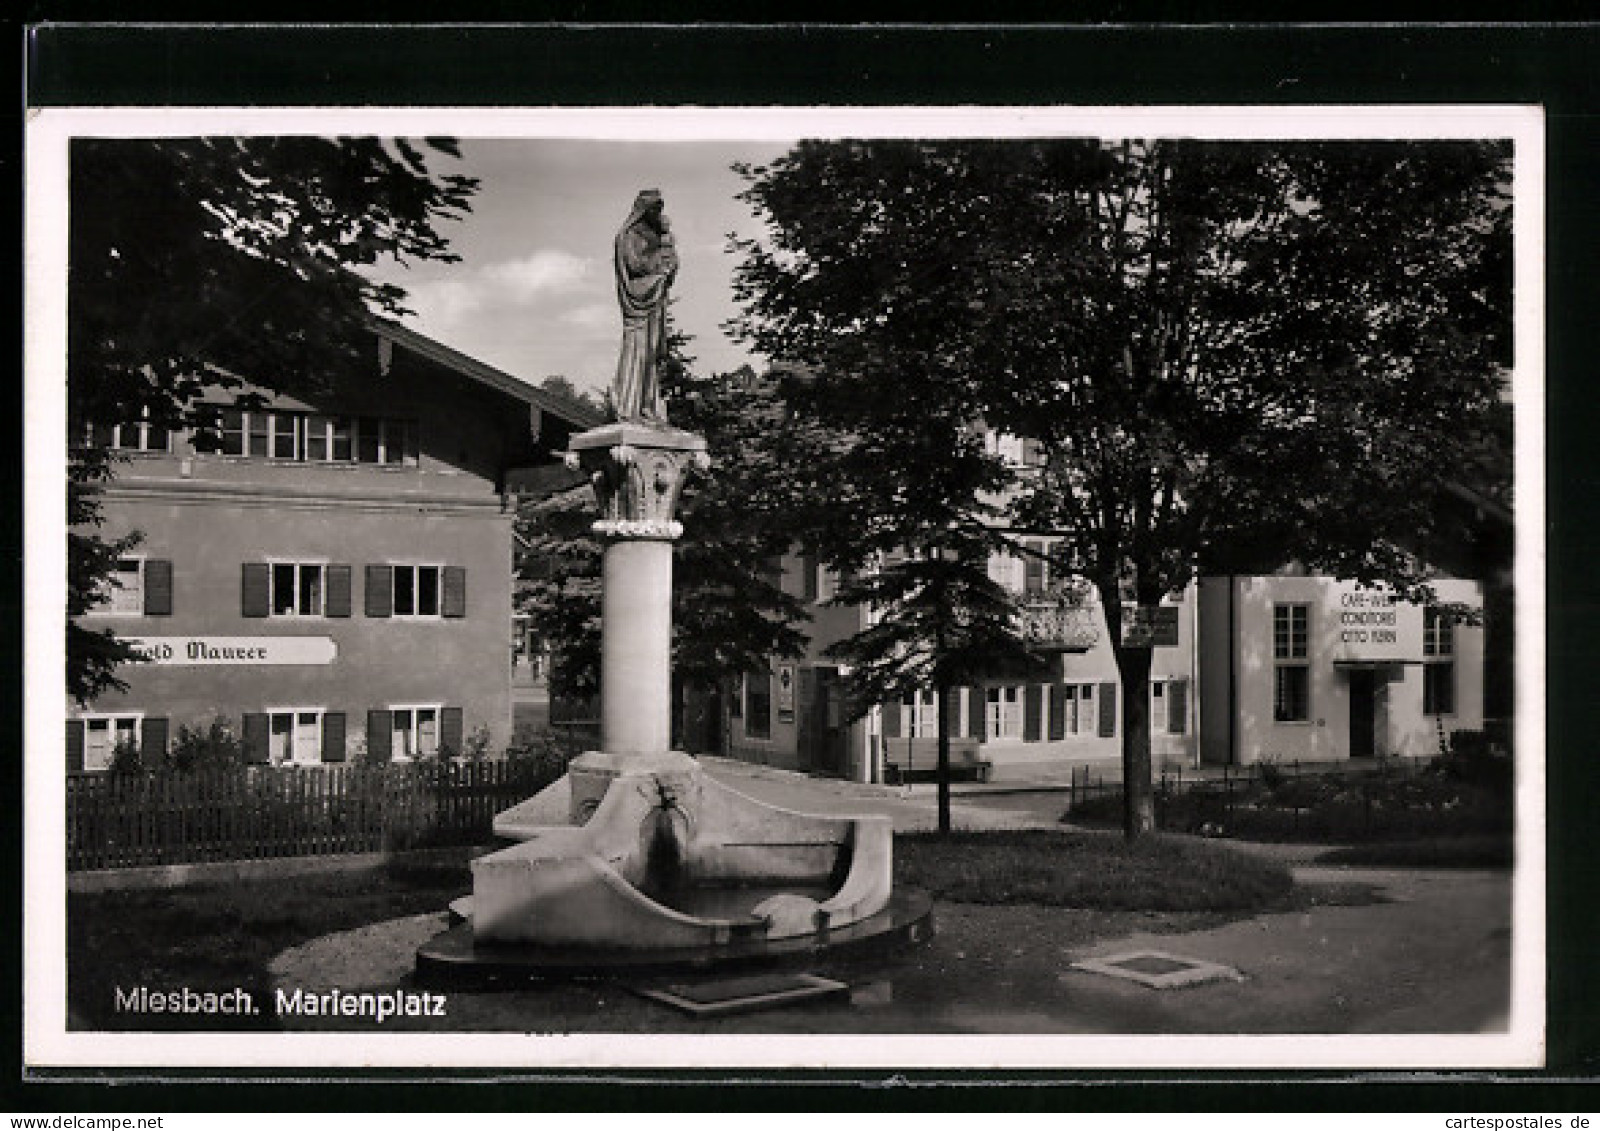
[{"left": 127, "top": 637, "right": 338, "bottom": 666}]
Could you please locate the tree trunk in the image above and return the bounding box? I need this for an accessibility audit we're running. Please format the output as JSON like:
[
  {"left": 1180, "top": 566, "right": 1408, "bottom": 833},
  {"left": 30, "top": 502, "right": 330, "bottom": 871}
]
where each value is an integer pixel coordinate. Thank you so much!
[
  {"left": 935, "top": 679, "right": 953, "bottom": 834},
  {"left": 1114, "top": 642, "right": 1156, "bottom": 840}
]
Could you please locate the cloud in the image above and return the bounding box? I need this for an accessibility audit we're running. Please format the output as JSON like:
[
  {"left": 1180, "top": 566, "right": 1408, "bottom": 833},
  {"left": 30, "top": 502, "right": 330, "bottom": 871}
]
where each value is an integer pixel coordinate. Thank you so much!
[
  {"left": 559, "top": 302, "right": 616, "bottom": 331},
  {"left": 482, "top": 250, "right": 594, "bottom": 298}
]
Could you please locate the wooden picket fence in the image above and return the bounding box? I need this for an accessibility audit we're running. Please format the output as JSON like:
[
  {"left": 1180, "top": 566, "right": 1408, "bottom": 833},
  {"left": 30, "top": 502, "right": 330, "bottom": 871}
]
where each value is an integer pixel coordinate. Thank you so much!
[{"left": 65, "top": 759, "right": 555, "bottom": 871}]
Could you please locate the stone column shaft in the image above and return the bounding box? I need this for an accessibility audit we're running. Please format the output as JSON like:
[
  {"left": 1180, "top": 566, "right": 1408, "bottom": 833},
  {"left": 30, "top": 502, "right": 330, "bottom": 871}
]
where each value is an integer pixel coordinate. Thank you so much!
[{"left": 600, "top": 537, "right": 674, "bottom": 756}]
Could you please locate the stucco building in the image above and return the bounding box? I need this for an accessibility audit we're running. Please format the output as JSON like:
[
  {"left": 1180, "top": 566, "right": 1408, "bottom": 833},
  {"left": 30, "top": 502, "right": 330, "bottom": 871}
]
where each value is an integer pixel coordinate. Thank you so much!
[{"left": 67, "top": 320, "right": 598, "bottom": 771}]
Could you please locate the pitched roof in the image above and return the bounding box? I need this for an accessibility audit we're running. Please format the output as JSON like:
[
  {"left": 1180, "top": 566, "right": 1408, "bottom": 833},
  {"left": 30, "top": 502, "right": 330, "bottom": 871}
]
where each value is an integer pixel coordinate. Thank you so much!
[{"left": 370, "top": 317, "right": 605, "bottom": 431}]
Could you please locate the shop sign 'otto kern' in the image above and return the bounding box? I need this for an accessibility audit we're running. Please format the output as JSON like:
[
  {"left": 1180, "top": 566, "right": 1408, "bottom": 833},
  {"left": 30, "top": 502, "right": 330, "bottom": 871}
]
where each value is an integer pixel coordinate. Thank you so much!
[
  {"left": 127, "top": 636, "right": 338, "bottom": 666},
  {"left": 1329, "top": 584, "right": 1424, "bottom": 663}
]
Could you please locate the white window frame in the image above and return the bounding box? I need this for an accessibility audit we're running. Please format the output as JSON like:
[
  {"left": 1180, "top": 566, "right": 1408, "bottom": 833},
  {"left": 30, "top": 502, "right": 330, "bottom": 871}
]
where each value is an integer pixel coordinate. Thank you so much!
[
  {"left": 390, "top": 563, "right": 444, "bottom": 618},
  {"left": 905, "top": 689, "right": 940, "bottom": 738},
  {"left": 267, "top": 707, "right": 326, "bottom": 766},
  {"left": 1273, "top": 603, "right": 1312, "bottom": 724},
  {"left": 88, "top": 556, "right": 146, "bottom": 617},
  {"left": 81, "top": 712, "right": 144, "bottom": 772},
  {"left": 268, "top": 560, "right": 327, "bottom": 618},
  {"left": 986, "top": 685, "right": 1023, "bottom": 741},
  {"left": 1423, "top": 609, "right": 1457, "bottom": 716},
  {"left": 1153, "top": 679, "right": 1187, "bottom": 735},
  {"left": 390, "top": 704, "right": 442, "bottom": 762}
]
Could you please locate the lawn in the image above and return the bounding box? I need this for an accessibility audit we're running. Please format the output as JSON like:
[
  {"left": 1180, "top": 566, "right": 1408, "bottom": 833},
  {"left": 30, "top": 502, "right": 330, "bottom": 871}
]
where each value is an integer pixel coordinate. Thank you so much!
[
  {"left": 68, "top": 830, "right": 1306, "bottom": 1031},
  {"left": 895, "top": 828, "right": 1296, "bottom": 911}
]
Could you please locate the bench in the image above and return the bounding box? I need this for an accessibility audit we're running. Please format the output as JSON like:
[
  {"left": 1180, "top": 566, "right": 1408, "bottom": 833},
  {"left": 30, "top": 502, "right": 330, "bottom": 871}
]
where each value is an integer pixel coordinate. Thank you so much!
[{"left": 882, "top": 737, "right": 992, "bottom": 784}]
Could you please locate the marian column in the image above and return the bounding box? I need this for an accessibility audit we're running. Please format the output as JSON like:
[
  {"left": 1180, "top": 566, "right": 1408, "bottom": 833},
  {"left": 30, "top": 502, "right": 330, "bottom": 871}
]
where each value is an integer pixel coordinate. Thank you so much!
[{"left": 562, "top": 190, "right": 708, "bottom": 820}]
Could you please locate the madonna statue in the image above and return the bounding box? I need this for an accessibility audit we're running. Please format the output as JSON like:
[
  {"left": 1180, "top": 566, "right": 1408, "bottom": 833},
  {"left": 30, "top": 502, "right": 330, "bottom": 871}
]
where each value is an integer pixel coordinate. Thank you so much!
[{"left": 612, "top": 189, "right": 678, "bottom": 423}]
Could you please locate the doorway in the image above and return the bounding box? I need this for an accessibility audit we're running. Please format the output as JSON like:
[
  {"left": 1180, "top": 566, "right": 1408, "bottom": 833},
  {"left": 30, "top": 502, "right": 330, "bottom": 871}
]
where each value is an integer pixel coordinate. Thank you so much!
[{"left": 1348, "top": 668, "right": 1377, "bottom": 759}]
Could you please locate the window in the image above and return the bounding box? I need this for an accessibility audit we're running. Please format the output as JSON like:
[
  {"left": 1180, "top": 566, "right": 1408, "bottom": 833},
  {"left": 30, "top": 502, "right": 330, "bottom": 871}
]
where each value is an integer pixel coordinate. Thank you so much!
[
  {"left": 1273, "top": 604, "right": 1311, "bottom": 723},
  {"left": 268, "top": 709, "right": 325, "bottom": 766},
  {"left": 97, "top": 558, "right": 145, "bottom": 616},
  {"left": 986, "top": 686, "right": 1023, "bottom": 740},
  {"left": 393, "top": 565, "right": 441, "bottom": 617},
  {"left": 391, "top": 706, "right": 440, "bottom": 761},
  {"left": 1154, "top": 678, "right": 1189, "bottom": 734},
  {"left": 1023, "top": 539, "right": 1048, "bottom": 596},
  {"left": 83, "top": 714, "right": 142, "bottom": 772},
  {"left": 270, "top": 563, "right": 325, "bottom": 617},
  {"left": 904, "top": 689, "right": 940, "bottom": 738},
  {"left": 364, "top": 564, "right": 463, "bottom": 619},
  {"left": 744, "top": 673, "right": 772, "bottom": 740},
  {"left": 1424, "top": 608, "right": 1457, "bottom": 716},
  {"left": 205, "top": 407, "right": 415, "bottom": 465}
]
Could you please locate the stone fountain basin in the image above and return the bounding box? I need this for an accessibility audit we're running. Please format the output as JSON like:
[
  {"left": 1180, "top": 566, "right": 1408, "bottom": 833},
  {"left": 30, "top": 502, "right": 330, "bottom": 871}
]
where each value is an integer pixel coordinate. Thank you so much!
[{"left": 467, "top": 756, "right": 893, "bottom": 951}]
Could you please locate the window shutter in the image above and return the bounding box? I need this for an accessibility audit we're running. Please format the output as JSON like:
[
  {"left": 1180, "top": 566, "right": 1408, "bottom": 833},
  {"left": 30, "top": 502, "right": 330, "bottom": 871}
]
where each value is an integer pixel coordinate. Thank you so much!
[
  {"left": 1024, "top": 685, "right": 1043, "bottom": 742},
  {"left": 325, "top": 565, "right": 352, "bottom": 618},
  {"left": 1049, "top": 684, "right": 1068, "bottom": 741},
  {"left": 442, "top": 566, "right": 467, "bottom": 618},
  {"left": 367, "top": 709, "right": 393, "bottom": 762},
  {"left": 143, "top": 559, "right": 173, "bottom": 616},
  {"left": 242, "top": 713, "right": 270, "bottom": 764},
  {"left": 1169, "top": 678, "right": 1189, "bottom": 734},
  {"left": 241, "top": 563, "right": 270, "bottom": 618},
  {"left": 141, "top": 717, "right": 169, "bottom": 761},
  {"left": 880, "top": 699, "right": 901, "bottom": 739},
  {"left": 802, "top": 552, "right": 819, "bottom": 601},
  {"left": 440, "top": 707, "right": 464, "bottom": 756},
  {"left": 321, "top": 712, "right": 347, "bottom": 763},
  {"left": 1098, "top": 682, "right": 1118, "bottom": 738},
  {"left": 67, "top": 720, "right": 84, "bottom": 773},
  {"left": 966, "top": 688, "right": 984, "bottom": 740},
  {"left": 365, "top": 565, "right": 393, "bottom": 618}
]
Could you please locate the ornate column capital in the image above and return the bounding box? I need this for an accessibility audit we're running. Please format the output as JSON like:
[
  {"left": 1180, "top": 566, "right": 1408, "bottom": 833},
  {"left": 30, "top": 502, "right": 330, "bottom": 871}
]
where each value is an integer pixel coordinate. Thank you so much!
[{"left": 566, "top": 422, "right": 710, "bottom": 540}]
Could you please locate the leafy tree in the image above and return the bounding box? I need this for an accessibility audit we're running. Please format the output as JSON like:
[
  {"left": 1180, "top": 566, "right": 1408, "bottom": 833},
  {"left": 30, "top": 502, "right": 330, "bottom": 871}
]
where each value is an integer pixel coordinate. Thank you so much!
[
  {"left": 68, "top": 136, "right": 478, "bottom": 703},
  {"left": 732, "top": 138, "right": 1510, "bottom": 838},
  {"left": 731, "top": 143, "right": 1061, "bottom": 830},
  {"left": 537, "top": 374, "right": 608, "bottom": 418},
  {"left": 822, "top": 533, "right": 1037, "bottom": 833}
]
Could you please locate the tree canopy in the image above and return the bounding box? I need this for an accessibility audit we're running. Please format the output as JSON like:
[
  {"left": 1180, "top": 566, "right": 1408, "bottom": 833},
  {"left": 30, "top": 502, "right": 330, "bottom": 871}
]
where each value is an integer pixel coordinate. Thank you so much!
[
  {"left": 731, "top": 137, "right": 1512, "bottom": 836},
  {"left": 68, "top": 136, "right": 478, "bottom": 703}
]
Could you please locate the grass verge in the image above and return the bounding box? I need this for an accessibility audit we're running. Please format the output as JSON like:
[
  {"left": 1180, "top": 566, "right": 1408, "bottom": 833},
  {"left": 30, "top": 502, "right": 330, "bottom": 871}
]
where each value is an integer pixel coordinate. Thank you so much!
[{"left": 894, "top": 828, "right": 1296, "bottom": 912}]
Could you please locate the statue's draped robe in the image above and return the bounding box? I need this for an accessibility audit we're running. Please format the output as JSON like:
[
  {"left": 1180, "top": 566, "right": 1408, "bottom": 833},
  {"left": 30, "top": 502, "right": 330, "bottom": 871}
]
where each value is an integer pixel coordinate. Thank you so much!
[{"left": 613, "top": 211, "right": 672, "bottom": 422}]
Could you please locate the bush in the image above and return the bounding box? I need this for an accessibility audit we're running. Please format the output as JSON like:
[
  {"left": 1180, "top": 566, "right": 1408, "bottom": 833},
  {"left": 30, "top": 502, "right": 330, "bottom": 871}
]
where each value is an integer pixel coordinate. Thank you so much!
[
  {"left": 506, "top": 729, "right": 582, "bottom": 793},
  {"left": 165, "top": 718, "right": 245, "bottom": 773},
  {"left": 1069, "top": 762, "right": 1511, "bottom": 844},
  {"left": 1435, "top": 730, "right": 1513, "bottom": 796}
]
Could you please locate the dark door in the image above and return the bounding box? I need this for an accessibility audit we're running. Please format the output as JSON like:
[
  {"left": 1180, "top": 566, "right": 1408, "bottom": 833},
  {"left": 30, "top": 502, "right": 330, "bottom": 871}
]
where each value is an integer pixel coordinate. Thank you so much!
[
  {"left": 807, "top": 666, "right": 849, "bottom": 777},
  {"left": 1348, "top": 669, "right": 1376, "bottom": 759}
]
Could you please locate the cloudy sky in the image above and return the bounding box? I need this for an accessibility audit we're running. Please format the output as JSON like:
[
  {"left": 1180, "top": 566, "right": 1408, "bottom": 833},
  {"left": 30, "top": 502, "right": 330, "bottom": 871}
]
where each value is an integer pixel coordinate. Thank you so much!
[{"left": 367, "top": 138, "right": 794, "bottom": 399}]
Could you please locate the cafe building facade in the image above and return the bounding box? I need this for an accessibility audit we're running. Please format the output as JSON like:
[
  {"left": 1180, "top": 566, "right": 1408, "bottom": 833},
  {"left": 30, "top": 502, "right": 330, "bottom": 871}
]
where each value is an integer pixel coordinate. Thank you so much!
[
  {"left": 718, "top": 548, "right": 1487, "bottom": 785},
  {"left": 67, "top": 320, "right": 599, "bottom": 772}
]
